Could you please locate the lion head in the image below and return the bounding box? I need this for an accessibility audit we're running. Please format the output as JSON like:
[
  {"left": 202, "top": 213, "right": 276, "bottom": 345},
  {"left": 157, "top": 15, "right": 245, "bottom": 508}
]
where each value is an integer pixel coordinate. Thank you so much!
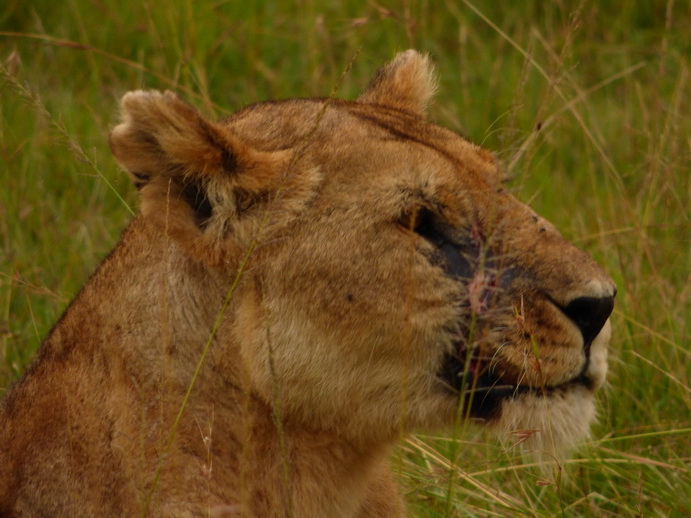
[{"left": 110, "top": 50, "right": 615, "bottom": 458}]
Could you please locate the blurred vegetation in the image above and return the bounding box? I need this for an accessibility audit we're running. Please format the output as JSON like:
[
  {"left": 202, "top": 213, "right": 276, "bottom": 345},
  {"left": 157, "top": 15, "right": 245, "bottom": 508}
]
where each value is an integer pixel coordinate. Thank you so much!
[{"left": 1, "top": 0, "right": 689, "bottom": 516}]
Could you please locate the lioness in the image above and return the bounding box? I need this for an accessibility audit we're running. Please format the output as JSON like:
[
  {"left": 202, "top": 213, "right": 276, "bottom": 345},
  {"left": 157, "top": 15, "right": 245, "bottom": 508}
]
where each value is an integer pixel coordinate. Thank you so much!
[{"left": 0, "top": 51, "right": 615, "bottom": 517}]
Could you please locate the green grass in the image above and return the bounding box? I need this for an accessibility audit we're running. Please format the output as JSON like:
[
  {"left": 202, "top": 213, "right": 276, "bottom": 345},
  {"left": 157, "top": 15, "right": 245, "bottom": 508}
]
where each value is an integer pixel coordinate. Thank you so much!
[{"left": 1, "top": 0, "right": 688, "bottom": 516}]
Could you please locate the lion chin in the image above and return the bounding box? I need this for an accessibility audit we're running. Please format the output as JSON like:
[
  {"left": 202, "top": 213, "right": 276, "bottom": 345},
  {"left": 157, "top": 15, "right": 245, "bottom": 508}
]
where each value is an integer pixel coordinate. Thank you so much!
[
  {"left": 0, "top": 50, "right": 615, "bottom": 517},
  {"left": 441, "top": 314, "right": 612, "bottom": 461}
]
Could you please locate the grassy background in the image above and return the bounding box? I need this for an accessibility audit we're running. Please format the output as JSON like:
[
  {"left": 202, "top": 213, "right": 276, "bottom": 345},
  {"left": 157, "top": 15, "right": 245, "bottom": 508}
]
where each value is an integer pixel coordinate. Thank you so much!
[{"left": 1, "top": 0, "right": 688, "bottom": 516}]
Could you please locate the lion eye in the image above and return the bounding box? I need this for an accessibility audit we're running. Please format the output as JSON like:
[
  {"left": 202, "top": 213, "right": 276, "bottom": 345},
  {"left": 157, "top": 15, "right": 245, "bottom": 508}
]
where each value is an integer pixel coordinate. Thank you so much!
[{"left": 398, "top": 206, "right": 434, "bottom": 234}]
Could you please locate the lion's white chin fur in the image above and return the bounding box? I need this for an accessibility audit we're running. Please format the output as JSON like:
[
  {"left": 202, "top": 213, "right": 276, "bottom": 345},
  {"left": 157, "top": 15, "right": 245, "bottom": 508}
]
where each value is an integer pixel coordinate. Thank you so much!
[
  {"left": 586, "top": 320, "right": 611, "bottom": 391},
  {"left": 493, "top": 385, "right": 596, "bottom": 467},
  {"left": 490, "top": 320, "right": 611, "bottom": 466}
]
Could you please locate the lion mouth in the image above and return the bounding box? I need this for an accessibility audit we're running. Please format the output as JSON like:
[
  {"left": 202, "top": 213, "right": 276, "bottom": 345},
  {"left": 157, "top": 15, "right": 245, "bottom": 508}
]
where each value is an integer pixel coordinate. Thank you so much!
[
  {"left": 438, "top": 344, "right": 593, "bottom": 420},
  {"left": 437, "top": 348, "right": 517, "bottom": 419}
]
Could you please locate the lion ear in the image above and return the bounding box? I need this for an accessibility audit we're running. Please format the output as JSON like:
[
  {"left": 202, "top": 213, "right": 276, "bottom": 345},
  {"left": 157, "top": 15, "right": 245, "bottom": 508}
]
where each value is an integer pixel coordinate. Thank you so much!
[
  {"left": 358, "top": 50, "right": 438, "bottom": 116},
  {"left": 109, "top": 90, "right": 292, "bottom": 264}
]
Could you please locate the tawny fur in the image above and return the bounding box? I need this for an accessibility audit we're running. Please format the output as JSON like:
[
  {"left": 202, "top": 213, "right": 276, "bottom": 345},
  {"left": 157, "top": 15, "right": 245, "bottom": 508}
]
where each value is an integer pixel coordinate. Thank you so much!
[{"left": 0, "top": 51, "right": 614, "bottom": 517}]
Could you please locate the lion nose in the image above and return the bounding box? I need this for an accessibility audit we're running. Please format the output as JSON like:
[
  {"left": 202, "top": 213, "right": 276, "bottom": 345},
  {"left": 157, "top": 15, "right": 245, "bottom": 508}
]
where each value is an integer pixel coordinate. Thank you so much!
[{"left": 562, "top": 294, "right": 615, "bottom": 347}]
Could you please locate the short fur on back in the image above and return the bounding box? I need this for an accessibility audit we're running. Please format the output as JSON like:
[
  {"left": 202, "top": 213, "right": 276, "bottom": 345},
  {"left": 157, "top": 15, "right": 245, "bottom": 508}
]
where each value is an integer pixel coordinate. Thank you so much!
[{"left": 0, "top": 50, "right": 615, "bottom": 517}]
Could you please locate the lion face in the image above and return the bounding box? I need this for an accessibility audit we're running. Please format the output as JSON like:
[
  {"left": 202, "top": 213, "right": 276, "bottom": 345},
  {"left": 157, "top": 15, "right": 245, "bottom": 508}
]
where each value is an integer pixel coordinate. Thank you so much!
[
  {"left": 111, "top": 51, "right": 614, "bottom": 453},
  {"left": 253, "top": 103, "right": 615, "bottom": 447}
]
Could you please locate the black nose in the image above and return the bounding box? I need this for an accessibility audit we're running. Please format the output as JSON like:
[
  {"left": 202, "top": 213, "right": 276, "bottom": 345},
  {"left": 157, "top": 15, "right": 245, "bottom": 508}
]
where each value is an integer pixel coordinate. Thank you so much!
[{"left": 562, "top": 295, "right": 615, "bottom": 347}]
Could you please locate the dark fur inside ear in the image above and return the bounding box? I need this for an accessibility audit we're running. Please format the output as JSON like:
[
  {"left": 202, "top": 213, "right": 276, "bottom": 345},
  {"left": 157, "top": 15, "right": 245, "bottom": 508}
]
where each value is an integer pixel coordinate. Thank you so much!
[
  {"left": 235, "top": 187, "right": 272, "bottom": 215},
  {"left": 132, "top": 171, "right": 150, "bottom": 191},
  {"left": 179, "top": 179, "right": 213, "bottom": 229},
  {"left": 221, "top": 148, "right": 237, "bottom": 173}
]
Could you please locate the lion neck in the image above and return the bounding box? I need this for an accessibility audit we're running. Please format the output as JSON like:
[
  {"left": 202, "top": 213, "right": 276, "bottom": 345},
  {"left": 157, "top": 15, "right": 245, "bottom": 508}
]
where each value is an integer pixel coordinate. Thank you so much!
[
  {"left": 230, "top": 403, "right": 399, "bottom": 517},
  {"left": 38, "top": 215, "right": 398, "bottom": 515}
]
